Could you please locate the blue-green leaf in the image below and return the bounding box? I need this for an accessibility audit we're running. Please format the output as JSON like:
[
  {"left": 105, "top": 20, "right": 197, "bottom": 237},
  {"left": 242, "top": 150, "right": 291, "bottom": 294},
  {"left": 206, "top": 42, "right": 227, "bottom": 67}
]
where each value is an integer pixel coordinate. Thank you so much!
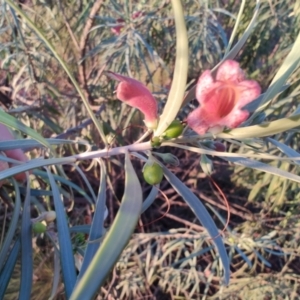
[
  {"left": 46, "top": 168, "right": 77, "bottom": 298},
  {"left": 0, "top": 238, "right": 21, "bottom": 299},
  {"left": 78, "top": 159, "right": 107, "bottom": 279},
  {"left": 162, "top": 166, "right": 230, "bottom": 285},
  {"left": 19, "top": 179, "right": 33, "bottom": 300},
  {"left": 70, "top": 152, "right": 143, "bottom": 300}
]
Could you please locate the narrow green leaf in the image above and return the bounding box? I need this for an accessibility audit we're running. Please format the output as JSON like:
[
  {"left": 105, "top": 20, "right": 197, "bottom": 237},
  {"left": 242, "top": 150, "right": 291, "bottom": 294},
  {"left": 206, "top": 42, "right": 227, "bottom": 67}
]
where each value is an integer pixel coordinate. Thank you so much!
[
  {"left": 0, "top": 110, "right": 51, "bottom": 150},
  {"left": 4, "top": 0, "right": 107, "bottom": 145},
  {"left": 19, "top": 179, "right": 33, "bottom": 300},
  {"left": 0, "top": 157, "right": 76, "bottom": 181},
  {"left": 0, "top": 180, "right": 21, "bottom": 270},
  {"left": 0, "top": 138, "right": 89, "bottom": 151},
  {"left": 253, "top": 30, "right": 300, "bottom": 116},
  {"left": 33, "top": 170, "right": 94, "bottom": 204},
  {"left": 217, "top": 114, "right": 300, "bottom": 139},
  {"left": 267, "top": 138, "right": 300, "bottom": 166},
  {"left": 212, "top": 0, "right": 261, "bottom": 74},
  {"left": 78, "top": 159, "right": 107, "bottom": 279},
  {"left": 50, "top": 249, "right": 61, "bottom": 300},
  {"left": 142, "top": 186, "right": 159, "bottom": 213},
  {"left": 46, "top": 168, "right": 77, "bottom": 298},
  {"left": 70, "top": 152, "right": 143, "bottom": 300},
  {"left": 0, "top": 238, "right": 21, "bottom": 298},
  {"left": 224, "top": 0, "right": 246, "bottom": 56},
  {"left": 162, "top": 166, "right": 230, "bottom": 285},
  {"left": 224, "top": 156, "right": 300, "bottom": 183},
  {"left": 155, "top": 0, "right": 189, "bottom": 136}
]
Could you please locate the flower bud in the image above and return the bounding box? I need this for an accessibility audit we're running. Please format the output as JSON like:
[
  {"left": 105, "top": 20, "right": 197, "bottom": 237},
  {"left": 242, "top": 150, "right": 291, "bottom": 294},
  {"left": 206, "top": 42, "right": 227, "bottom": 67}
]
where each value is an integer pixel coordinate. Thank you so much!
[
  {"left": 44, "top": 211, "right": 56, "bottom": 223},
  {"left": 107, "top": 72, "right": 158, "bottom": 129},
  {"left": 213, "top": 141, "right": 226, "bottom": 152},
  {"left": 151, "top": 136, "right": 162, "bottom": 148},
  {"left": 200, "top": 154, "right": 213, "bottom": 176}
]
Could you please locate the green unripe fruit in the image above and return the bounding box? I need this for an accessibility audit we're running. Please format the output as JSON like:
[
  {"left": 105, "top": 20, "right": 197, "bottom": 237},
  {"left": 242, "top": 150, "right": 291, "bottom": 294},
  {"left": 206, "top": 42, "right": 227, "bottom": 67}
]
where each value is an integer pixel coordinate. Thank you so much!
[
  {"left": 163, "top": 120, "right": 184, "bottom": 139},
  {"left": 32, "top": 222, "right": 47, "bottom": 234},
  {"left": 143, "top": 162, "right": 164, "bottom": 185}
]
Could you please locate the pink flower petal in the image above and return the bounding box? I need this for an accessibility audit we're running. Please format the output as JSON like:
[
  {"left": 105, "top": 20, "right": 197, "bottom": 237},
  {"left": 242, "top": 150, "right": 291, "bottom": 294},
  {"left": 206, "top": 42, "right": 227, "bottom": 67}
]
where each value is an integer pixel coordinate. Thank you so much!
[
  {"left": 186, "top": 107, "right": 210, "bottom": 135},
  {"left": 107, "top": 72, "right": 158, "bottom": 129},
  {"left": 201, "top": 82, "right": 239, "bottom": 121},
  {"left": 111, "top": 18, "right": 125, "bottom": 35},
  {"left": 0, "top": 123, "right": 29, "bottom": 182},
  {"left": 195, "top": 70, "right": 214, "bottom": 104},
  {"left": 188, "top": 60, "right": 261, "bottom": 134},
  {"left": 216, "top": 60, "right": 245, "bottom": 83},
  {"left": 236, "top": 80, "right": 261, "bottom": 108},
  {"left": 220, "top": 109, "right": 249, "bottom": 128}
]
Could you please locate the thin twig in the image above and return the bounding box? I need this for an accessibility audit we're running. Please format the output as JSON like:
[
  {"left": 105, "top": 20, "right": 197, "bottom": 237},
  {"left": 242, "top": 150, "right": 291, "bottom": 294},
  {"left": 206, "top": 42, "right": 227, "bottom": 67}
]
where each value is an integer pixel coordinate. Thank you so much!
[{"left": 78, "top": 0, "right": 104, "bottom": 93}]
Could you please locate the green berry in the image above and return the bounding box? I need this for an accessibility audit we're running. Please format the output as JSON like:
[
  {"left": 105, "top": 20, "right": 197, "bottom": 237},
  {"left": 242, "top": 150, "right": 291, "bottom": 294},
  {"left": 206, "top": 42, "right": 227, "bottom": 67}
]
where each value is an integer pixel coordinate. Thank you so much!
[
  {"left": 163, "top": 120, "right": 184, "bottom": 139},
  {"left": 32, "top": 222, "right": 47, "bottom": 234},
  {"left": 143, "top": 162, "right": 164, "bottom": 185}
]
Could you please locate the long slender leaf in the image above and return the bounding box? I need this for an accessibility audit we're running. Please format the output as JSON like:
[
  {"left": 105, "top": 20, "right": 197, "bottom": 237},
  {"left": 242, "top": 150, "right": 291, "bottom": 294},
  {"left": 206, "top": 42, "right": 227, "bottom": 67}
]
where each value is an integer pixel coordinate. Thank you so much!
[
  {"left": 19, "top": 177, "right": 33, "bottom": 300},
  {"left": 77, "top": 159, "right": 107, "bottom": 279},
  {"left": 224, "top": 156, "right": 300, "bottom": 183},
  {"left": 33, "top": 170, "right": 94, "bottom": 204},
  {"left": 155, "top": 0, "right": 189, "bottom": 136},
  {"left": 224, "top": 0, "right": 246, "bottom": 56},
  {"left": 70, "top": 152, "right": 143, "bottom": 300},
  {"left": 4, "top": 0, "right": 107, "bottom": 145},
  {"left": 0, "top": 179, "right": 21, "bottom": 270},
  {"left": 0, "top": 110, "right": 51, "bottom": 150},
  {"left": 162, "top": 166, "right": 230, "bottom": 285},
  {"left": 212, "top": 0, "right": 261, "bottom": 73},
  {"left": 253, "top": 30, "right": 300, "bottom": 116},
  {"left": 0, "top": 157, "right": 76, "bottom": 181},
  {"left": 0, "top": 138, "right": 89, "bottom": 151},
  {"left": 46, "top": 168, "right": 77, "bottom": 298},
  {"left": 50, "top": 249, "right": 61, "bottom": 300},
  {"left": 217, "top": 113, "right": 300, "bottom": 139},
  {"left": 0, "top": 238, "right": 21, "bottom": 298},
  {"left": 142, "top": 186, "right": 159, "bottom": 213},
  {"left": 267, "top": 138, "right": 300, "bottom": 166}
]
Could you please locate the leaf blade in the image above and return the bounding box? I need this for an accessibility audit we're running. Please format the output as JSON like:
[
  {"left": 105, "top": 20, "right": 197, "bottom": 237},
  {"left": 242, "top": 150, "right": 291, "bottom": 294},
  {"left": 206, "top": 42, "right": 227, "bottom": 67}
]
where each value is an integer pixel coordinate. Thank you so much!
[
  {"left": 162, "top": 166, "right": 230, "bottom": 285},
  {"left": 70, "top": 152, "right": 143, "bottom": 300}
]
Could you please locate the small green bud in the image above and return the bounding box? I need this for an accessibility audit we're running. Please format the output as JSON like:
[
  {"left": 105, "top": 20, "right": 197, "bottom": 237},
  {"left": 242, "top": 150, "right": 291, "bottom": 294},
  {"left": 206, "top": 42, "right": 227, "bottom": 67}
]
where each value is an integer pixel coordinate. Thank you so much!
[
  {"left": 44, "top": 211, "right": 56, "bottom": 223},
  {"left": 213, "top": 141, "right": 226, "bottom": 152},
  {"left": 163, "top": 120, "right": 184, "bottom": 139},
  {"left": 32, "top": 222, "right": 47, "bottom": 234},
  {"left": 143, "top": 162, "right": 164, "bottom": 185},
  {"left": 200, "top": 154, "right": 213, "bottom": 176},
  {"left": 151, "top": 136, "right": 162, "bottom": 148}
]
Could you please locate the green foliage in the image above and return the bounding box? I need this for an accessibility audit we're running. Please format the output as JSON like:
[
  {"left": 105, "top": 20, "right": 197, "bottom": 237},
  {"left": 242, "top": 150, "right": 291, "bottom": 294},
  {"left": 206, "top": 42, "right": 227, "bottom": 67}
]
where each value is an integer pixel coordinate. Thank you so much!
[{"left": 0, "top": 0, "right": 300, "bottom": 299}]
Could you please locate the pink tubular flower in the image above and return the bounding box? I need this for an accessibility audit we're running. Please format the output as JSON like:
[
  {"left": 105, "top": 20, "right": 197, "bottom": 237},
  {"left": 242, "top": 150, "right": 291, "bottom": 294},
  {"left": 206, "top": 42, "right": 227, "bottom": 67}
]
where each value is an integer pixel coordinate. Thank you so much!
[
  {"left": 0, "top": 123, "right": 29, "bottom": 183},
  {"left": 111, "top": 11, "right": 145, "bottom": 35},
  {"left": 107, "top": 71, "right": 158, "bottom": 129},
  {"left": 111, "top": 18, "right": 125, "bottom": 35},
  {"left": 187, "top": 60, "right": 261, "bottom": 135}
]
